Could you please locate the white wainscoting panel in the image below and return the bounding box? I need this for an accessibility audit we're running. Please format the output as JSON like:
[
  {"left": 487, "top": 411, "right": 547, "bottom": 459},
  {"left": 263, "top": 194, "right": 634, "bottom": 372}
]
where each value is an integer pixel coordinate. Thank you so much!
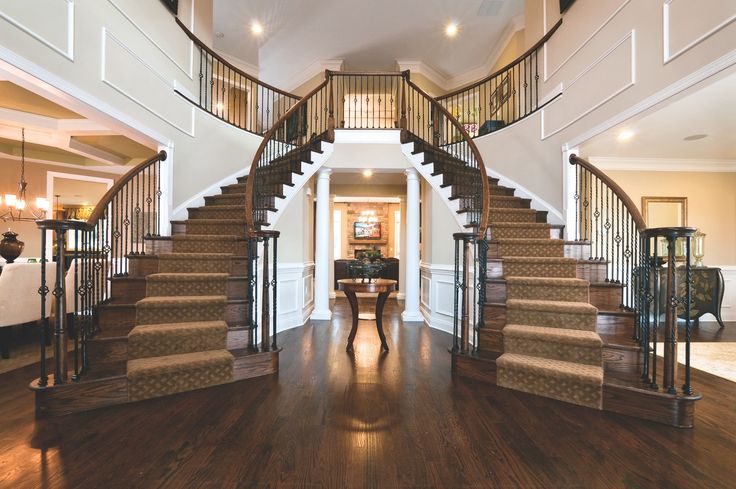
[
  {"left": 663, "top": 0, "right": 736, "bottom": 63},
  {"left": 701, "top": 266, "right": 736, "bottom": 323},
  {"left": 101, "top": 28, "right": 195, "bottom": 136},
  {"left": 275, "top": 262, "right": 315, "bottom": 332},
  {"left": 420, "top": 263, "right": 456, "bottom": 334},
  {"left": 0, "top": 0, "right": 75, "bottom": 60},
  {"left": 541, "top": 30, "right": 636, "bottom": 139}
]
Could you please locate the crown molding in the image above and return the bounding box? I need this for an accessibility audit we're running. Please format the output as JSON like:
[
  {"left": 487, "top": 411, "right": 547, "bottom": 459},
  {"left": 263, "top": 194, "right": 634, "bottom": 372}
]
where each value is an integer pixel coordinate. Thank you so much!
[
  {"left": 397, "top": 15, "right": 524, "bottom": 94},
  {"left": 590, "top": 156, "right": 736, "bottom": 173},
  {"left": 446, "top": 14, "right": 525, "bottom": 89},
  {"left": 214, "top": 50, "right": 259, "bottom": 78},
  {"left": 281, "top": 59, "right": 344, "bottom": 93},
  {"left": 395, "top": 59, "right": 450, "bottom": 92}
]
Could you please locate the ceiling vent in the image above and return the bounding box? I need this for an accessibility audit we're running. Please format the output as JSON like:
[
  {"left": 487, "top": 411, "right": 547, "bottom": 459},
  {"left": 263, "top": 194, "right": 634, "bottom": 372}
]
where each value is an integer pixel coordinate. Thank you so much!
[{"left": 477, "top": 0, "right": 505, "bottom": 16}]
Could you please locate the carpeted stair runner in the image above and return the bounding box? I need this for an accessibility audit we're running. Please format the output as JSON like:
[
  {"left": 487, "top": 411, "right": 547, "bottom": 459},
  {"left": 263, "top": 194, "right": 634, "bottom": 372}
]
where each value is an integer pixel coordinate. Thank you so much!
[
  {"left": 485, "top": 181, "right": 604, "bottom": 410},
  {"left": 125, "top": 184, "right": 254, "bottom": 402}
]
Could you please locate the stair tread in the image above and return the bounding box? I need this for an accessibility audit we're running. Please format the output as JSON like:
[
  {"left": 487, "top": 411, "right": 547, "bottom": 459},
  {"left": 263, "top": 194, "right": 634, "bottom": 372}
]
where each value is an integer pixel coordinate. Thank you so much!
[
  {"left": 147, "top": 273, "right": 230, "bottom": 282},
  {"left": 506, "top": 298, "right": 598, "bottom": 314},
  {"left": 158, "top": 253, "right": 233, "bottom": 259},
  {"left": 185, "top": 219, "right": 247, "bottom": 223},
  {"left": 504, "top": 324, "right": 602, "bottom": 345},
  {"left": 171, "top": 234, "right": 245, "bottom": 241},
  {"left": 127, "top": 349, "right": 233, "bottom": 376},
  {"left": 497, "top": 353, "right": 603, "bottom": 382},
  {"left": 501, "top": 256, "right": 577, "bottom": 263},
  {"left": 493, "top": 238, "right": 563, "bottom": 244},
  {"left": 129, "top": 320, "right": 228, "bottom": 337},
  {"left": 137, "top": 295, "right": 228, "bottom": 307},
  {"left": 506, "top": 276, "right": 589, "bottom": 287},
  {"left": 491, "top": 222, "right": 551, "bottom": 228}
]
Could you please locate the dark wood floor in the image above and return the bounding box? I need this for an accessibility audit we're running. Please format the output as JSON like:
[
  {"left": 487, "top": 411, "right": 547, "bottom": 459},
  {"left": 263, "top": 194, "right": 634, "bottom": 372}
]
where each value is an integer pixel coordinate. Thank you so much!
[{"left": 1, "top": 298, "right": 735, "bottom": 489}]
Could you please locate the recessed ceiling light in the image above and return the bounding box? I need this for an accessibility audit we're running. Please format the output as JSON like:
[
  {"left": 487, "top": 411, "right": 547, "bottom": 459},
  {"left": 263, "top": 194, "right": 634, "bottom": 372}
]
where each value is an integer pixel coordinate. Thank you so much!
[
  {"left": 215, "top": 32, "right": 225, "bottom": 39},
  {"left": 216, "top": 102, "right": 224, "bottom": 111},
  {"left": 617, "top": 130, "right": 634, "bottom": 141},
  {"left": 683, "top": 134, "right": 708, "bottom": 141},
  {"left": 362, "top": 169, "right": 373, "bottom": 178},
  {"left": 251, "top": 21, "right": 263, "bottom": 36},
  {"left": 445, "top": 22, "right": 458, "bottom": 37}
]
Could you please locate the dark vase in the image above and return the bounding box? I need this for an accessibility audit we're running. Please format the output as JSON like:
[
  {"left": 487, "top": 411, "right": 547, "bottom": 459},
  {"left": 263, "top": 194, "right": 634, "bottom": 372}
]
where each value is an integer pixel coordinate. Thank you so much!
[{"left": 0, "top": 231, "right": 24, "bottom": 263}]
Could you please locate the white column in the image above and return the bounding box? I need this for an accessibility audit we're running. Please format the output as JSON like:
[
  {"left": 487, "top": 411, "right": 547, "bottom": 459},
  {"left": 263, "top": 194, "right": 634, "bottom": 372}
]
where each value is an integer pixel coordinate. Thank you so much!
[
  {"left": 402, "top": 168, "right": 422, "bottom": 322},
  {"left": 311, "top": 168, "right": 332, "bottom": 320}
]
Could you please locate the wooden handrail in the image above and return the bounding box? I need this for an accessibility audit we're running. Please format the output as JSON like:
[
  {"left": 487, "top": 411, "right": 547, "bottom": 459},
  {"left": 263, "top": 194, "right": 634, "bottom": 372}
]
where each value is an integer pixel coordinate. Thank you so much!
[
  {"left": 174, "top": 17, "right": 299, "bottom": 100},
  {"left": 569, "top": 154, "right": 646, "bottom": 232},
  {"left": 327, "top": 70, "right": 409, "bottom": 77},
  {"left": 244, "top": 79, "right": 331, "bottom": 232},
  {"left": 405, "top": 79, "right": 490, "bottom": 236},
  {"left": 86, "top": 150, "right": 167, "bottom": 227},
  {"left": 438, "top": 19, "right": 563, "bottom": 100}
]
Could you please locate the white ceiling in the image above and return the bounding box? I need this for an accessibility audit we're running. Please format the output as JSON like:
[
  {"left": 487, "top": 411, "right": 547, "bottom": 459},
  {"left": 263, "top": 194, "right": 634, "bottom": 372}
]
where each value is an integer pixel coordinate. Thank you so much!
[
  {"left": 579, "top": 70, "right": 736, "bottom": 163},
  {"left": 213, "top": 0, "right": 524, "bottom": 88}
]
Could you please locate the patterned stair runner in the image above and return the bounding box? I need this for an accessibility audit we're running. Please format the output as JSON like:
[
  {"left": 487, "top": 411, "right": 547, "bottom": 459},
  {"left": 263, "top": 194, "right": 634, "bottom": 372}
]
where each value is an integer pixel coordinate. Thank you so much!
[
  {"left": 125, "top": 182, "right": 253, "bottom": 402},
  {"left": 488, "top": 181, "right": 604, "bottom": 409}
]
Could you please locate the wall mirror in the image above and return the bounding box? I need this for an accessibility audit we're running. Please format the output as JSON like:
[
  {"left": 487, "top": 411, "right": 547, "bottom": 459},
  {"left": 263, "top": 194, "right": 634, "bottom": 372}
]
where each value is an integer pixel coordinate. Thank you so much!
[
  {"left": 642, "top": 196, "right": 688, "bottom": 260},
  {"left": 642, "top": 196, "right": 688, "bottom": 228}
]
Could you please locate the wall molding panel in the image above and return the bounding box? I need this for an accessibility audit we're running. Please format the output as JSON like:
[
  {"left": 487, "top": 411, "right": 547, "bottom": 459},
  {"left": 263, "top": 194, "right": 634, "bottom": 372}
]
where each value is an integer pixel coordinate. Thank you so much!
[
  {"left": 541, "top": 30, "right": 636, "bottom": 140},
  {"left": 0, "top": 0, "right": 75, "bottom": 60},
  {"left": 106, "top": 0, "right": 194, "bottom": 79},
  {"left": 663, "top": 0, "right": 736, "bottom": 64},
  {"left": 101, "top": 28, "right": 195, "bottom": 136},
  {"left": 590, "top": 156, "right": 736, "bottom": 173},
  {"left": 544, "top": 0, "right": 631, "bottom": 82}
]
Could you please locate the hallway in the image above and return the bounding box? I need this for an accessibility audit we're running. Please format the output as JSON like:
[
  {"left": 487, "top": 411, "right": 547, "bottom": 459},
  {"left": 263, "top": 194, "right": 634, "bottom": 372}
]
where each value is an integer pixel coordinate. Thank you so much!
[{"left": 0, "top": 298, "right": 735, "bottom": 488}]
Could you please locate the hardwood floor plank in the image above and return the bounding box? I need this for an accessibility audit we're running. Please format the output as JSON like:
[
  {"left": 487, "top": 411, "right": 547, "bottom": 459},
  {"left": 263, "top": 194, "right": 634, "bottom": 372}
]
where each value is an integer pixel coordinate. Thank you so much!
[{"left": 0, "top": 299, "right": 734, "bottom": 488}]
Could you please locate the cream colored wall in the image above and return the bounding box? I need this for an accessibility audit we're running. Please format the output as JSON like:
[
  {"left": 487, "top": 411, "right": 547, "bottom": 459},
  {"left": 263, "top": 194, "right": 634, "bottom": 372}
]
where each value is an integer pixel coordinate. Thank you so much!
[
  {"left": 0, "top": 157, "right": 119, "bottom": 257},
  {"left": 273, "top": 187, "right": 312, "bottom": 263},
  {"left": 0, "top": 0, "right": 261, "bottom": 216},
  {"left": 292, "top": 72, "right": 326, "bottom": 98},
  {"left": 474, "top": 0, "right": 736, "bottom": 214},
  {"left": 490, "top": 30, "right": 525, "bottom": 74},
  {"left": 606, "top": 170, "right": 736, "bottom": 265},
  {"left": 411, "top": 73, "right": 446, "bottom": 98}
]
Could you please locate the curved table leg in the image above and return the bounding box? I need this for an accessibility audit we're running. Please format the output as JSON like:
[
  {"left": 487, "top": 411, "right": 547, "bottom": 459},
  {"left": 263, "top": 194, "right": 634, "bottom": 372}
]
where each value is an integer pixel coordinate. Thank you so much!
[
  {"left": 344, "top": 289, "right": 360, "bottom": 352},
  {"left": 375, "top": 291, "right": 390, "bottom": 351}
]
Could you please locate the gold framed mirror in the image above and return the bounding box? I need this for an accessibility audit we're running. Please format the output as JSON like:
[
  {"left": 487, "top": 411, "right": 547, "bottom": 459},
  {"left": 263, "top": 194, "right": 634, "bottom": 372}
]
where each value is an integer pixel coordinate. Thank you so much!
[
  {"left": 642, "top": 196, "right": 687, "bottom": 228},
  {"left": 642, "top": 196, "right": 688, "bottom": 260}
]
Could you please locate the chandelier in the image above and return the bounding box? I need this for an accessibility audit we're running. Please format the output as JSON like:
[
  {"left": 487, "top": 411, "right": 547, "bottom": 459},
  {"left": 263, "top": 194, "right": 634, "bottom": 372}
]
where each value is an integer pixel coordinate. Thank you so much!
[
  {"left": 0, "top": 128, "right": 49, "bottom": 222},
  {"left": 357, "top": 209, "right": 378, "bottom": 223}
]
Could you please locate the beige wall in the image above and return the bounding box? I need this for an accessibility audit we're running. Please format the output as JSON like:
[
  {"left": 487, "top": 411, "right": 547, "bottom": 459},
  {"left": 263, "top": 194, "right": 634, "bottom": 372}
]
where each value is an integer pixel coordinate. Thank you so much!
[
  {"left": 0, "top": 157, "right": 119, "bottom": 257},
  {"left": 606, "top": 170, "right": 736, "bottom": 265},
  {"left": 490, "top": 30, "right": 525, "bottom": 74}
]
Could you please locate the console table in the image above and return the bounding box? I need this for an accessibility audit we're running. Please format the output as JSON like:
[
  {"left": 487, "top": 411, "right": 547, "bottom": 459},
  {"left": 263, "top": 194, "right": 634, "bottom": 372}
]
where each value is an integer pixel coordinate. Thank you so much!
[
  {"left": 677, "top": 267, "right": 726, "bottom": 328},
  {"left": 338, "top": 278, "right": 397, "bottom": 352}
]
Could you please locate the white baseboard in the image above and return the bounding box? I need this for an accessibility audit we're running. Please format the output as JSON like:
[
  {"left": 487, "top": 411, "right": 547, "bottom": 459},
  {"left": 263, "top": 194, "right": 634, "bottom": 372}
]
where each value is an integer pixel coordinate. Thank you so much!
[{"left": 310, "top": 310, "right": 332, "bottom": 321}]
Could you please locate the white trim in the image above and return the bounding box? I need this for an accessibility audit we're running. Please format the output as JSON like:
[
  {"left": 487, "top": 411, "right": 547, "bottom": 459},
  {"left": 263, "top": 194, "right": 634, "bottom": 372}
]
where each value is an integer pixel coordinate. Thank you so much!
[
  {"left": 333, "top": 129, "right": 402, "bottom": 145},
  {"left": 171, "top": 165, "right": 249, "bottom": 221},
  {"left": 589, "top": 156, "right": 736, "bottom": 173},
  {"left": 663, "top": 1, "right": 736, "bottom": 64},
  {"left": 544, "top": 0, "right": 631, "bottom": 82},
  {"left": 101, "top": 28, "right": 195, "bottom": 137},
  {"left": 446, "top": 15, "right": 526, "bottom": 89},
  {"left": 333, "top": 196, "right": 402, "bottom": 204},
  {"left": 105, "top": 0, "right": 193, "bottom": 79},
  {"left": 0, "top": 0, "right": 75, "bottom": 61},
  {"left": 542, "top": 30, "right": 636, "bottom": 140},
  {"left": 281, "top": 59, "right": 344, "bottom": 93},
  {"left": 215, "top": 50, "right": 260, "bottom": 78},
  {"left": 45, "top": 171, "right": 114, "bottom": 258},
  {"left": 484, "top": 165, "right": 565, "bottom": 225},
  {"left": 0, "top": 48, "right": 170, "bottom": 149},
  {"left": 564, "top": 49, "right": 736, "bottom": 150},
  {"left": 395, "top": 60, "right": 449, "bottom": 92}
]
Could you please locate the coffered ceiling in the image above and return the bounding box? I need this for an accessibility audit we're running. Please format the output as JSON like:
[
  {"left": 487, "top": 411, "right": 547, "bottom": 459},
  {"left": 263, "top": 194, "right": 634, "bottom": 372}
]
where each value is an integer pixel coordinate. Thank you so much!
[{"left": 213, "top": 0, "right": 524, "bottom": 89}]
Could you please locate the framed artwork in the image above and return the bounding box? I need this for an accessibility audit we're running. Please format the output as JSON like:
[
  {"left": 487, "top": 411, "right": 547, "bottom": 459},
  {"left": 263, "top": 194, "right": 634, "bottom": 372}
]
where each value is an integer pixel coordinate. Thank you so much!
[
  {"left": 160, "top": 0, "right": 178, "bottom": 15},
  {"left": 489, "top": 75, "right": 512, "bottom": 117},
  {"left": 354, "top": 222, "right": 381, "bottom": 239}
]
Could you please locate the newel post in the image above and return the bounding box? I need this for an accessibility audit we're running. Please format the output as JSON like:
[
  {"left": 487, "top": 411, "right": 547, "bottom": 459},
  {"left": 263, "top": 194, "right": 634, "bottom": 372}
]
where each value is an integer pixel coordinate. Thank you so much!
[
  {"left": 327, "top": 72, "right": 335, "bottom": 141},
  {"left": 400, "top": 73, "right": 407, "bottom": 131}
]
